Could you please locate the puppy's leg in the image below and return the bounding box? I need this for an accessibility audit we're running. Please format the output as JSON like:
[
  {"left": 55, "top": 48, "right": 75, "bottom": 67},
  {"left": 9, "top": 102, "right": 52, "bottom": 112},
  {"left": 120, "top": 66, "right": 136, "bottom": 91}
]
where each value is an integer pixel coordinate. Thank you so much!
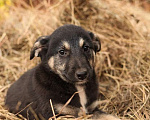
[{"left": 92, "top": 108, "right": 121, "bottom": 120}]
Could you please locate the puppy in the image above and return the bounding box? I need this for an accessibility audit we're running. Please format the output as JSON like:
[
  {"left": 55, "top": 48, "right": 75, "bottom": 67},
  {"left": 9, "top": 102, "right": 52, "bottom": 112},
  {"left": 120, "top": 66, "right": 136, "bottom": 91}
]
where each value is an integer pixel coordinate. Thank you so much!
[{"left": 5, "top": 24, "right": 120, "bottom": 120}]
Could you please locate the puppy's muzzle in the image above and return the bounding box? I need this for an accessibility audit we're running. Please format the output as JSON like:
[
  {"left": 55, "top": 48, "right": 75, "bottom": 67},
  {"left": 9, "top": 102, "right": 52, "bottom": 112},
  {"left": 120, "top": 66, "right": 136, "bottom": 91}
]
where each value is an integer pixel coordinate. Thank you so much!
[{"left": 75, "top": 68, "right": 88, "bottom": 80}]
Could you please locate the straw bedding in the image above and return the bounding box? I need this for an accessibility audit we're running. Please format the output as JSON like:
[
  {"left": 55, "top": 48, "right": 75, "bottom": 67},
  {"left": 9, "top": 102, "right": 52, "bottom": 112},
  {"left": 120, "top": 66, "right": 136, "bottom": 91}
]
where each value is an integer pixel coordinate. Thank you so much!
[{"left": 0, "top": 0, "right": 150, "bottom": 119}]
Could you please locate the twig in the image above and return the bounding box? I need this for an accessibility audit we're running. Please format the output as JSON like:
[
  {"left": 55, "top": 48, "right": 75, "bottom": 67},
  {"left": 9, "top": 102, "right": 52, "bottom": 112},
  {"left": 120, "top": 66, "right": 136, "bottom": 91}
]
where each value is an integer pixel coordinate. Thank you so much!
[
  {"left": 49, "top": 90, "right": 82, "bottom": 120},
  {"left": 49, "top": 99, "right": 56, "bottom": 120},
  {"left": 15, "top": 102, "right": 33, "bottom": 116},
  {"left": 0, "top": 33, "right": 6, "bottom": 48}
]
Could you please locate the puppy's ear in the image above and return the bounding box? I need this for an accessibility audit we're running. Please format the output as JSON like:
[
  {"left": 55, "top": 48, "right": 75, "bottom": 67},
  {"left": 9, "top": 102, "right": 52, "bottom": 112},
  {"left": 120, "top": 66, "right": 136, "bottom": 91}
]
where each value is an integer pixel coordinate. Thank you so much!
[
  {"left": 88, "top": 32, "right": 101, "bottom": 53},
  {"left": 30, "top": 36, "right": 50, "bottom": 60}
]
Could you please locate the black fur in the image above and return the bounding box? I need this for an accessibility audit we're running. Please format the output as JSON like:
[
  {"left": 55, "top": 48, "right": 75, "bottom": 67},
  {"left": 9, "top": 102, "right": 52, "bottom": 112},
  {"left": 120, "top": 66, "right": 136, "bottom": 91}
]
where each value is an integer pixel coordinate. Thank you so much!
[{"left": 5, "top": 24, "right": 103, "bottom": 120}]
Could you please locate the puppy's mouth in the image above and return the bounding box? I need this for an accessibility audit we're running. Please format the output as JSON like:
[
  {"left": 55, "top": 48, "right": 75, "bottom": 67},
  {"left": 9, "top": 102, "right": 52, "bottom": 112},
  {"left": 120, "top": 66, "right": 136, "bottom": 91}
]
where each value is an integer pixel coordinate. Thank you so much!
[
  {"left": 62, "top": 74, "right": 88, "bottom": 85},
  {"left": 75, "top": 80, "right": 88, "bottom": 85}
]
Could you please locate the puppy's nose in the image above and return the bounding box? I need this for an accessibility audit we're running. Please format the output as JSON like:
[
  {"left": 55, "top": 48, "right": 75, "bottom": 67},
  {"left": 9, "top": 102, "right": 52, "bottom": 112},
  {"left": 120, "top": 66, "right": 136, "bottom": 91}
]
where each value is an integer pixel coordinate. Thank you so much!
[{"left": 76, "top": 68, "right": 88, "bottom": 80}]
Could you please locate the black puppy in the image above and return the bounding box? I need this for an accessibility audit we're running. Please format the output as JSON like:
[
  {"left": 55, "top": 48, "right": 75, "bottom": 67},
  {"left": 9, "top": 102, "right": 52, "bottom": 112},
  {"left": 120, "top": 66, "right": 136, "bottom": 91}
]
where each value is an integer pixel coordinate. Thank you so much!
[{"left": 5, "top": 24, "right": 120, "bottom": 120}]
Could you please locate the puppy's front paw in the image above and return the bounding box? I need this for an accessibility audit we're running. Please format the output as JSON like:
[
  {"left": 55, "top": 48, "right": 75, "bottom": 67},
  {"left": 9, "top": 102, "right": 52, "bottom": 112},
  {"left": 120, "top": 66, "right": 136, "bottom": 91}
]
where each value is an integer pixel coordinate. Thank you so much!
[{"left": 92, "top": 112, "right": 121, "bottom": 120}]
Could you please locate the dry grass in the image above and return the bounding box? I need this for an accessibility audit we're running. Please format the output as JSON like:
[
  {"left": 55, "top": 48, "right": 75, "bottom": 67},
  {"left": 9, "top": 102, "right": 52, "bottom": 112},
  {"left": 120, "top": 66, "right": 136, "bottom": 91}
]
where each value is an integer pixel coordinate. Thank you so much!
[{"left": 0, "top": 0, "right": 150, "bottom": 120}]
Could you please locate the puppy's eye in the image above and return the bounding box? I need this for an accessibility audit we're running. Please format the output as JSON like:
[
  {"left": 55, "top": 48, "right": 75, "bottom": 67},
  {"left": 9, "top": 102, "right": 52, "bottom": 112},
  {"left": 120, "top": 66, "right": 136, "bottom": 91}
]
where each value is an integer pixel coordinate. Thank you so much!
[
  {"left": 59, "top": 50, "right": 65, "bottom": 56},
  {"left": 83, "top": 46, "right": 90, "bottom": 52},
  {"left": 58, "top": 50, "right": 69, "bottom": 56}
]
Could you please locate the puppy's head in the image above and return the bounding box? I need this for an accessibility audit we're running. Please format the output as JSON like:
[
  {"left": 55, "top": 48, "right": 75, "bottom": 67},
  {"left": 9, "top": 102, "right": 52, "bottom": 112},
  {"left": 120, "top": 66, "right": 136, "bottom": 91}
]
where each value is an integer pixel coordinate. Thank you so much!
[{"left": 30, "top": 25, "right": 101, "bottom": 84}]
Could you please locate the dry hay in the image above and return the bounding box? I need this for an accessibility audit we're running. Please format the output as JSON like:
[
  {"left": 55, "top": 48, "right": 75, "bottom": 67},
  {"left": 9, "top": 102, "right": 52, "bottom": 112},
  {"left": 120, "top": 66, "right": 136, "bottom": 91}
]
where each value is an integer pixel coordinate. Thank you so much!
[{"left": 0, "top": 0, "right": 150, "bottom": 120}]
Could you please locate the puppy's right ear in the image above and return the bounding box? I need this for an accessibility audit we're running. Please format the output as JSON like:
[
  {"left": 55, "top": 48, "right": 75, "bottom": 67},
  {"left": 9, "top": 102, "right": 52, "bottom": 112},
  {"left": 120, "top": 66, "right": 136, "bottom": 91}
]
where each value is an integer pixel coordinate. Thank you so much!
[{"left": 30, "top": 36, "right": 50, "bottom": 60}]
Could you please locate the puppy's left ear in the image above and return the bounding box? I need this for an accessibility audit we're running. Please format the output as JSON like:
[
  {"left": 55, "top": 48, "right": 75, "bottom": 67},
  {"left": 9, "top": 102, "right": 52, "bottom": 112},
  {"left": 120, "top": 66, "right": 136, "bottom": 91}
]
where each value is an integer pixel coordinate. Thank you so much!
[
  {"left": 30, "top": 36, "right": 50, "bottom": 60},
  {"left": 88, "top": 32, "right": 101, "bottom": 53}
]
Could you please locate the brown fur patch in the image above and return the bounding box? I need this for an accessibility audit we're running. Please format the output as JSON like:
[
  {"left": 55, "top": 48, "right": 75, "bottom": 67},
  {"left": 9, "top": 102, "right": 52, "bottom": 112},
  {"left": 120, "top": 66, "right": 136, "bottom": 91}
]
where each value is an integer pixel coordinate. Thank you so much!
[
  {"left": 35, "top": 48, "right": 42, "bottom": 57},
  {"left": 34, "top": 41, "right": 40, "bottom": 48},
  {"left": 92, "top": 114, "right": 121, "bottom": 120},
  {"left": 87, "top": 100, "right": 99, "bottom": 112},
  {"left": 48, "top": 56, "right": 54, "bottom": 70},
  {"left": 54, "top": 104, "right": 79, "bottom": 116}
]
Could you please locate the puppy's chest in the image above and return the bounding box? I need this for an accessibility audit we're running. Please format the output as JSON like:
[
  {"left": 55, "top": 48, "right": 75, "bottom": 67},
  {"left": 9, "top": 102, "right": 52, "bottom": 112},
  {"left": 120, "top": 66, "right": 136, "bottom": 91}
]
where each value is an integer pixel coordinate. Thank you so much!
[
  {"left": 54, "top": 85, "right": 99, "bottom": 117},
  {"left": 75, "top": 85, "right": 88, "bottom": 113}
]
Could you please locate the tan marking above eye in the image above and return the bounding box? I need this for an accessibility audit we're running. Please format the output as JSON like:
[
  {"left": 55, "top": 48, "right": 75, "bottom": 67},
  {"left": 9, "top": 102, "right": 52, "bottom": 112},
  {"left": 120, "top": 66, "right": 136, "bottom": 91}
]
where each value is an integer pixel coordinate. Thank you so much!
[
  {"left": 63, "top": 41, "right": 70, "bottom": 50},
  {"left": 79, "top": 38, "right": 84, "bottom": 47}
]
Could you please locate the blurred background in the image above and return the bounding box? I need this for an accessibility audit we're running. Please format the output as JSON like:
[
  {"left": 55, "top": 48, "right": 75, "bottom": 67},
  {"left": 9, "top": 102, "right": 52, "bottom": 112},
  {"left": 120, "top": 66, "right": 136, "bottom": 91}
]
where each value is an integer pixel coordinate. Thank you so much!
[{"left": 0, "top": 0, "right": 150, "bottom": 119}]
